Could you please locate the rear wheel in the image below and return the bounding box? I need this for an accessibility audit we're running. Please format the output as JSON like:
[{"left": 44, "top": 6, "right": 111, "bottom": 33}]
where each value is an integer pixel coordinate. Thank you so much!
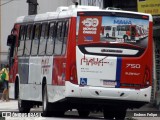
[
  {"left": 103, "top": 108, "right": 114, "bottom": 119},
  {"left": 78, "top": 109, "right": 90, "bottom": 118},
  {"left": 103, "top": 107, "right": 126, "bottom": 120},
  {"left": 42, "top": 84, "right": 66, "bottom": 117},
  {"left": 115, "top": 108, "right": 126, "bottom": 120},
  {"left": 42, "top": 84, "right": 51, "bottom": 116},
  {"left": 18, "top": 99, "right": 31, "bottom": 113},
  {"left": 42, "top": 85, "right": 51, "bottom": 116}
]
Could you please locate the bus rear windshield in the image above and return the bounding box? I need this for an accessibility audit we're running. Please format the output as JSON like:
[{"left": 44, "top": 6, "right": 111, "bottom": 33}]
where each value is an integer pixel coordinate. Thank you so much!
[{"left": 76, "top": 13, "right": 149, "bottom": 49}]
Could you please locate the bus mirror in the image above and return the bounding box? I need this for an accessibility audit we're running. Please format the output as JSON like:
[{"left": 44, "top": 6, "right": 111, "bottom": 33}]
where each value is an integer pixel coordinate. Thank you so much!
[{"left": 7, "top": 34, "right": 16, "bottom": 46}]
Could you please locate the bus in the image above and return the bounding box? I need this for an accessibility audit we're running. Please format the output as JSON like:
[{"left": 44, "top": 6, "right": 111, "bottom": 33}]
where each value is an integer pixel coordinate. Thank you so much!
[
  {"left": 102, "top": 24, "right": 146, "bottom": 41},
  {"left": 7, "top": 4, "right": 153, "bottom": 119}
]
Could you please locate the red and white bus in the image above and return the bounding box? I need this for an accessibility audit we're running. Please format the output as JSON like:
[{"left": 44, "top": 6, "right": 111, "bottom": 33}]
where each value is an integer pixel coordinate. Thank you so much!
[
  {"left": 7, "top": 4, "right": 153, "bottom": 119},
  {"left": 102, "top": 24, "right": 147, "bottom": 42}
]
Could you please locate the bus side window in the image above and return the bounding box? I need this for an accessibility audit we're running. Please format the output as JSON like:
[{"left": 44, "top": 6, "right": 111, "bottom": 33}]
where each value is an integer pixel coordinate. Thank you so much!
[
  {"left": 18, "top": 25, "right": 26, "bottom": 56},
  {"left": 62, "top": 21, "right": 69, "bottom": 55},
  {"left": 46, "top": 22, "right": 56, "bottom": 55},
  {"left": 38, "top": 23, "right": 48, "bottom": 56},
  {"left": 31, "top": 23, "right": 41, "bottom": 56},
  {"left": 55, "top": 21, "right": 63, "bottom": 55},
  {"left": 24, "top": 24, "right": 33, "bottom": 56}
]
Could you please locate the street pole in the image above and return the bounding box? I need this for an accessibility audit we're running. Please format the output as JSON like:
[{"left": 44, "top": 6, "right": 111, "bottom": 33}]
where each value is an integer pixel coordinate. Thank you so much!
[{"left": 26, "top": 0, "right": 38, "bottom": 15}]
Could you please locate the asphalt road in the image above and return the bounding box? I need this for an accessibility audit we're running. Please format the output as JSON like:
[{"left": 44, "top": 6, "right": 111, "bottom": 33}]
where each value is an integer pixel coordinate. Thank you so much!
[{"left": 0, "top": 100, "right": 160, "bottom": 120}]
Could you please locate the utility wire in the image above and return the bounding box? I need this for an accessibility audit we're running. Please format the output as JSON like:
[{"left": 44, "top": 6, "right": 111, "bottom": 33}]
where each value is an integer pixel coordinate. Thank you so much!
[{"left": 0, "top": 0, "right": 15, "bottom": 6}]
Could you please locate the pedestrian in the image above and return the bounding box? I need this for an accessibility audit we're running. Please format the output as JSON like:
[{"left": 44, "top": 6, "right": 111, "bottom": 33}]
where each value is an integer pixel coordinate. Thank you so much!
[{"left": 0, "top": 64, "right": 9, "bottom": 102}]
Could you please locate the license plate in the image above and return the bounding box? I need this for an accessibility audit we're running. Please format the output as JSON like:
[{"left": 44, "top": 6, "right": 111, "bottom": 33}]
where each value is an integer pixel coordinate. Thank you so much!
[{"left": 103, "top": 80, "right": 117, "bottom": 87}]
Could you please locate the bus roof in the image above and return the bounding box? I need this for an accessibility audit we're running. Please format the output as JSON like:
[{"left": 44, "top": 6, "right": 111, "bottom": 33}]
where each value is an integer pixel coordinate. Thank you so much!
[{"left": 15, "top": 5, "right": 152, "bottom": 23}]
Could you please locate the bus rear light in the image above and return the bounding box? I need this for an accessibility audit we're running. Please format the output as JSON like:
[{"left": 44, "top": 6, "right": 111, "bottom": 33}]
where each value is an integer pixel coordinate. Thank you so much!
[
  {"left": 142, "top": 16, "right": 148, "bottom": 19},
  {"left": 79, "top": 12, "right": 84, "bottom": 15}
]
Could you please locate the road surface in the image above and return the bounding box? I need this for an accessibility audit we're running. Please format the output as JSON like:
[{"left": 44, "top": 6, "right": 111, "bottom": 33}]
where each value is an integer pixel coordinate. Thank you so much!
[{"left": 0, "top": 100, "right": 160, "bottom": 120}]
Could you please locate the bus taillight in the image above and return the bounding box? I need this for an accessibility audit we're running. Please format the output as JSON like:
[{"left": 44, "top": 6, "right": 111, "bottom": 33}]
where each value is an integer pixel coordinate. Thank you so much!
[{"left": 142, "top": 16, "right": 148, "bottom": 19}]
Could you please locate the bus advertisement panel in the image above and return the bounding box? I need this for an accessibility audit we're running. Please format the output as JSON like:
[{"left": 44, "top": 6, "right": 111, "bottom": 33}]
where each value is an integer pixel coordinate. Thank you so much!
[{"left": 77, "top": 15, "right": 149, "bottom": 44}]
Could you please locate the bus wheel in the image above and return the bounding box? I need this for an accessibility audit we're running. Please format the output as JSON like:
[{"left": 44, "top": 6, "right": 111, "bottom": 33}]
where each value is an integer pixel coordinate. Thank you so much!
[
  {"left": 52, "top": 110, "right": 65, "bottom": 117},
  {"left": 103, "top": 108, "right": 114, "bottom": 119},
  {"left": 42, "top": 85, "right": 51, "bottom": 116},
  {"left": 78, "top": 109, "right": 90, "bottom": 118},
  {"left": 18, "top": 88, "right": 31, "bottom": 113},
  {"left": 114, "top": 108, "right": 126, "bottom": 119}
]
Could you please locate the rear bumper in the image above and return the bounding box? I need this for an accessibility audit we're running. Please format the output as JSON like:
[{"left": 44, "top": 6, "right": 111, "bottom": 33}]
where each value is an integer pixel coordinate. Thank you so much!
[
  {"left": 65, "top": 81, "right": 151, "bottom": 103},
  {"left": 65, "top": 97, "right": 147, "bottom": 109}
]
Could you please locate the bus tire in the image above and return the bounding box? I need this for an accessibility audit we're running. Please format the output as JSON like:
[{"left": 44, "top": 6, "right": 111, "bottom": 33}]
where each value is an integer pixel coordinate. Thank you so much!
[
  {"left": 42, "top": 84, "right": 51, "bottom": 116},
  {"left": 52, "top": 110, "right": 65, "bottom": 117},
  {"left": 115, "top": 108, "right": 126, "bottom": 119},
  {"left": 103, "top": 108, "right": 114, "bottom": 119},
  {"left": 78, "top": 109, "right": 90, "bottom": 118},
  {"left": 18, "top": 86, "right": 31, "bottom": 113},
  {"left": 18, "top": 100, "right": 31, "bottom": 113}
]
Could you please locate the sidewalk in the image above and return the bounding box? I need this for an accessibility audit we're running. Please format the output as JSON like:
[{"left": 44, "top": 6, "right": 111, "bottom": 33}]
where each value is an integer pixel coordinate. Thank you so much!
[{"left": 0, "top": 100, "right": 18, "bottom": 112}]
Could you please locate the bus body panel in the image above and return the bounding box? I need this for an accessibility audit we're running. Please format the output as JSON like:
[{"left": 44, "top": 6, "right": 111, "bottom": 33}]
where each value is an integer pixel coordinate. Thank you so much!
[
  {"left": 76, "top": 13, "right": 152, "bottom": 90},
  {"left": 65, "top": 81, "right": 151, "bottom": 102},
  {"left": 76, "top": 46, "right": 118, "bottom": 87},
  {"left": 29, "top": 56, "right": 53, "bottom": 85}
]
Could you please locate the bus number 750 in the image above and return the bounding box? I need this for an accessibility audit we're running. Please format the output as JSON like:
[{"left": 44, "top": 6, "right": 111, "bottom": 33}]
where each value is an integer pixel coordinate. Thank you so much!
[{"left": 126, "top": 64, "right": 141, "bottom": 69}]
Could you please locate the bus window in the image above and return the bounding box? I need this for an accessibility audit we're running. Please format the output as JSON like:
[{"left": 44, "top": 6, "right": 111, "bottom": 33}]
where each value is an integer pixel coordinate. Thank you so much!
[
  {"left": 105, "top": 26, "right": 111, "bottom": 30},
  {"left": 39, "top": 23, "right": 48, "bottom": 56},
  {"left": 46, "top": 22, "right": 56, "bottom": 55},
  {"left": 31, "top": 23, "right": 41, "bottom": 56},
  {"left": 62, "top": 21, "right": 69, "bottom": 55},
  {"left": 24, "top": 24, "right": 33, "bottom": 56},
  {"left": 55, "top": 21, "right": 63, "bottom": 55},
  {"left": 18, "top": 25, "right": 26, "bottom": 56}
]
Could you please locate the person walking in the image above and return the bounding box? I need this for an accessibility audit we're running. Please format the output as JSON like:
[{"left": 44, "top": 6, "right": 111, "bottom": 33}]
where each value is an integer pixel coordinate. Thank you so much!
[{"left": 0, "top": 64, "right": 9, "bottom": 102}]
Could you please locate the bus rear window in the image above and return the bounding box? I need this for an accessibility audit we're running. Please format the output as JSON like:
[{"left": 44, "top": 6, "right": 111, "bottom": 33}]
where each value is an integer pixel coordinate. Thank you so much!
[{"left": 76, "top": 15, "right": 149, "bottom": 49}]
